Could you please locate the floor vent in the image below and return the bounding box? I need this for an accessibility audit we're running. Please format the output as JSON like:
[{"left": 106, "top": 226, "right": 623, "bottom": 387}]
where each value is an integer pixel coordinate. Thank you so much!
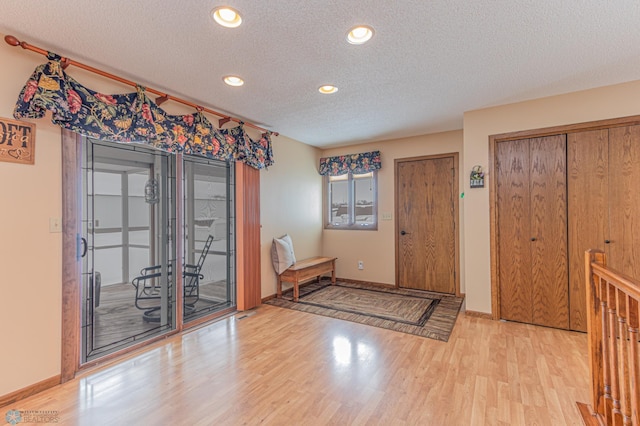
[{"left": 234, "top": 310, "right": 257, "bottom": 321}]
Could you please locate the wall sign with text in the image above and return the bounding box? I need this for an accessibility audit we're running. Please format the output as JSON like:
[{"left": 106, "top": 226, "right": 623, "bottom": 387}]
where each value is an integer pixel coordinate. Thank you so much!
[
  {"left": 0, "top": 117, "right": 36, "bottom": 165},
  {"left": 470, "top": 165, "right": 485, "bottom": 188}
]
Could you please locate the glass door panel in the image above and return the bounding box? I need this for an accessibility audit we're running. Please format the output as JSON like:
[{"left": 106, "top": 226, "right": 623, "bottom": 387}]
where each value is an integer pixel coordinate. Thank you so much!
[
  {"left": 183, "top": 156, "right": 235, "bottom": 323},
  {"left": 81, "top": 139, "right": 176, "bottom": 362}
]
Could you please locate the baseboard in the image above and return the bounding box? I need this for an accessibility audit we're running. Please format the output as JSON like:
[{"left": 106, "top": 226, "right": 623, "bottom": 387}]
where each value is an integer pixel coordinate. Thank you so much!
[
  {"left": 0, "top": 375, "right": 61, "bottom": 409},
  {"left": 262, "top": 277, "right": 320, "bottom": 303},
  {"left": 464, "top": 310, "right": 493, "bottom": 320},
  {"left": 261, "top": 293, "right": 276, "bottom": 303},
  {"left": 336, "top": 277, "right": 396, "bottom": 289}
]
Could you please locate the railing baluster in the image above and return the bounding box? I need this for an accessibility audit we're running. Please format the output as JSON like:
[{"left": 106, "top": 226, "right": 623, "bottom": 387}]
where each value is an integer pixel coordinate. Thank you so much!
[
  {"left": 584, "top": 250, "right": 640, "bottom": 426},
  {"left": 587, "top": 250, "right": 607, "bottom": 418},
  {"left": 617, "top": 288, "right": 632, "bottom": 425},
  {"left": 627, "top": 296, "right": 640, "bottom": 425},
  {"left": 602, "top": 277, "right": 613, "bottom": 424},
  {"left": 609, "top": 282, "right": 624, "bottom": 423},
  {"left": 610, "top": 282, "right": 625, "bottom": 424}
]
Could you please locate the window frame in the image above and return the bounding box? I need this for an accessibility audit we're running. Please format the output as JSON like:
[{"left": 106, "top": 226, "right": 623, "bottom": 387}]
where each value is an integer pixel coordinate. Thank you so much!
[{"left": 325, "top": 171, "right": 378, "bottom": 230}]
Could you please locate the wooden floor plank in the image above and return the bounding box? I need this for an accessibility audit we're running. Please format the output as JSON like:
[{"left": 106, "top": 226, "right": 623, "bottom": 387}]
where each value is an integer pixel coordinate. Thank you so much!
[{"left": 1, "top": 306, "right": 590, "bottom": 425}]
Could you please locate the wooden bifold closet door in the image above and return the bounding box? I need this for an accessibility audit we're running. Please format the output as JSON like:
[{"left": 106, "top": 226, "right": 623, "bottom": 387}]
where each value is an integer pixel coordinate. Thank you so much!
[
  {"left": 567, "top": 124, "right": 640, "bottom": 331},
  {"left": 567, "top": 129, "right": 609, "bottom": 332},
  {"left": 496, "top": 134, "right": 569, "bottom": 329},
  {"left": 497, "top": 123, "right": 640, "bottom": 332},
  {"left": 607, "top": 125, "right": 640, "bottom": 279}
]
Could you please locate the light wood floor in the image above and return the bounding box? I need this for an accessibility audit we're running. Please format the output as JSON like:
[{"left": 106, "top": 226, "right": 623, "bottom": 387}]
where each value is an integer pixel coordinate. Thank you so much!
[{"left": 3, "top": 305, "right": 590, "bottom": 425}]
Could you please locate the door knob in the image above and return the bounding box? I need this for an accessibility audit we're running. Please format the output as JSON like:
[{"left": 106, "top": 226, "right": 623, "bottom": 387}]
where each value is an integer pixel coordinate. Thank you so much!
[
  {"left": 401, "top": 230, "right": 410, "bottom": 235},
  {"left": 605, "top": 240, "right": 611, "bottom": 244},
  {"left": 530, "top": 237, "right": 537, "bottom": 242}
]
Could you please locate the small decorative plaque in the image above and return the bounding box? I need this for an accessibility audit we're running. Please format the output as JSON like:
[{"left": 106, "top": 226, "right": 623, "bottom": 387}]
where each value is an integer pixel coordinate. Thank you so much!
[
  {"left": 470, "top": 165, "right": 484, "bottom": 188},
  {"left": 0, "top": 117, "right": 36, "bottom": 165}
]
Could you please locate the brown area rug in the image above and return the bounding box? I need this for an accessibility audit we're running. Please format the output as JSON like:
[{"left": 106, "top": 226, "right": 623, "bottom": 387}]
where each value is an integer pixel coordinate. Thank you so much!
[{"left": 265, "top": 280, "right": 463, "bottom": 342}]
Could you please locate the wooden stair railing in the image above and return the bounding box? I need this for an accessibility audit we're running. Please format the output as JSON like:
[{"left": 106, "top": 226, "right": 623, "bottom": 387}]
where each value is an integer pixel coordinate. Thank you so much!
[{"left": 584, "top": 249, "right": 640, "bottom": 425}]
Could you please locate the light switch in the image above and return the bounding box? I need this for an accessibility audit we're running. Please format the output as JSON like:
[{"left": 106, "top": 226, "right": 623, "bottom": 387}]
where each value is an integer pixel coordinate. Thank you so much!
[
  {"left": 49, "top": 217, "right": 62, "bottom": 233},
  {"left": 382, "top": 212, "right": 392, "bottom": 220}
]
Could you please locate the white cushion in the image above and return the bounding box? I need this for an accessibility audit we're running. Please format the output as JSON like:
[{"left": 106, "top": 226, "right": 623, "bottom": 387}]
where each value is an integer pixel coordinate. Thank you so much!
[
  {"left": 271, "top": 234, "right": 296, "bottom": 274},
  {"left": 280, "top": 234, "right": 296, "bottom": 264}
]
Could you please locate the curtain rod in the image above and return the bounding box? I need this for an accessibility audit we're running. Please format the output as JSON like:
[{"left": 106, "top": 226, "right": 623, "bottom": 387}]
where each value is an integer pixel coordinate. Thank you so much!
[{"left": 4, "top": 35, "right": 278, "bottom": 136}]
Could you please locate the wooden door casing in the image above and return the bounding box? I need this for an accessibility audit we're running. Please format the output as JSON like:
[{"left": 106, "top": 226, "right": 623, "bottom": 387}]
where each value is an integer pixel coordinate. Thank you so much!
[
  {"left": 396, "top": 155, "right": 457, "bottom": 294},
  {"left": 567, "top": 129, "right": 609, "bottom": 332}
]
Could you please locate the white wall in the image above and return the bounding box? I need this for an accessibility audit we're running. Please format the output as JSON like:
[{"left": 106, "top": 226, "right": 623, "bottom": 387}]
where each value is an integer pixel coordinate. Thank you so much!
[
  {"left": 321, "top": 130, "right": 464, "bottom": 288},
  {"left": 259, "top": 135, "right": 323, "bottom": 297},
  {"left": 0, "top": 37, "right": 63, "bottom": 396},
  {"left": 463, "top": 79, "right": 640, "bottom": 314}
]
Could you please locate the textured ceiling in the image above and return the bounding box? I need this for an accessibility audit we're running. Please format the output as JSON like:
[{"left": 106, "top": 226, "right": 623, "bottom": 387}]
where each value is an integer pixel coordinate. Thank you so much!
[{"left": 1, "top": 1, "right": 640, "bottom": 147}]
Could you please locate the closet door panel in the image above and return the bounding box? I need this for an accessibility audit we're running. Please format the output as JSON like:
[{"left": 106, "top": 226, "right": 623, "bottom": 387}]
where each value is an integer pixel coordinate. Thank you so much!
[
  {"left": 609, "top": 125, "right": 640, "bottom": 279},
  {"left": 496, "top": 139, "right": 532, "bottom": 323},
  {"left": 530, "top": 135, "right": 569, "bottom": 329},
  {"left": 567, "top": 130, "right": 609, "bottom": 332}
]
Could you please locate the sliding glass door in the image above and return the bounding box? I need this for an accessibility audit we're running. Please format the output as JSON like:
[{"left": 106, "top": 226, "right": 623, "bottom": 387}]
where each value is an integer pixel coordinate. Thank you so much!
[
  {"left": 183, "top": 156, "right": 236, "bottom": 323},
  {"left": 81, "top": 139, "right": 176, "bottom": 362},
  {"left": 79, "top": 138, "right": 236, "bottom": 362}
]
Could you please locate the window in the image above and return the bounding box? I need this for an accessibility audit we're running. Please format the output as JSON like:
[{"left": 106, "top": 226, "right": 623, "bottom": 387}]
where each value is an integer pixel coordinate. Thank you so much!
[{"left": 326, "top": 171, "right": 377, "bottom": 230}]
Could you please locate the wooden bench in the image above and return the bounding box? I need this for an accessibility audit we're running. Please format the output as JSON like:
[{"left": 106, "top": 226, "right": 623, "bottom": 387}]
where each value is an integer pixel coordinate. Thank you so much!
[{"left": 277, "top": 256, "right": 337, "bottom": 302}]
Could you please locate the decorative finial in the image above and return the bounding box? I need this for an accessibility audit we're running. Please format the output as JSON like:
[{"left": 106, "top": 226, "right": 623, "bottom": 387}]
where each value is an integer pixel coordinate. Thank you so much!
[{"left": 4, "top": 35, "right": 20, "bottom": 47}]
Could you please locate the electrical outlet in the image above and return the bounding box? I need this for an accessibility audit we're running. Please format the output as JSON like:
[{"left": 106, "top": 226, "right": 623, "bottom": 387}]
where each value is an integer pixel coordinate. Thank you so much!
[{"left": 358, "top": 260, "right": 364, "bottom": 270}]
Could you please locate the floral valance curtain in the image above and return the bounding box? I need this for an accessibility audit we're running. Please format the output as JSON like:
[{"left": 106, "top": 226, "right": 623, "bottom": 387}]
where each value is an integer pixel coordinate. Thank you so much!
[
  {"left": 13, "top": 53, "right": 274, "bottom": 169},
  {"left": 318, "top": 150, "right": 381, "bottom": 176}
]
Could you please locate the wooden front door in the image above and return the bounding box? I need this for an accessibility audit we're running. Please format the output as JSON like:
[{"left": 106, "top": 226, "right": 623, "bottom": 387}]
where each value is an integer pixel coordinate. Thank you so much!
[
  {"left": 496, "top": 135, "right": 569, "bottom": 329},
  {"left": 396, "top": 154, "right": 458, "bottom": 294}
]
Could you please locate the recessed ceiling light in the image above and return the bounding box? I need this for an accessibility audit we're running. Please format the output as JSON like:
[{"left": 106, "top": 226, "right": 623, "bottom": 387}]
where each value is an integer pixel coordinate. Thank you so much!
[
  {"left": 212, "top": 7, "right": 242, "bottom": 28},
  {"left": 347, "top": 25, "right": 374, "bottom": 44},
  {"left": 223, "top": 75, "right": 244, "bottom": 86},
  {"left": 318, "top": 85, "right": 338, "bottom": 94}
]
